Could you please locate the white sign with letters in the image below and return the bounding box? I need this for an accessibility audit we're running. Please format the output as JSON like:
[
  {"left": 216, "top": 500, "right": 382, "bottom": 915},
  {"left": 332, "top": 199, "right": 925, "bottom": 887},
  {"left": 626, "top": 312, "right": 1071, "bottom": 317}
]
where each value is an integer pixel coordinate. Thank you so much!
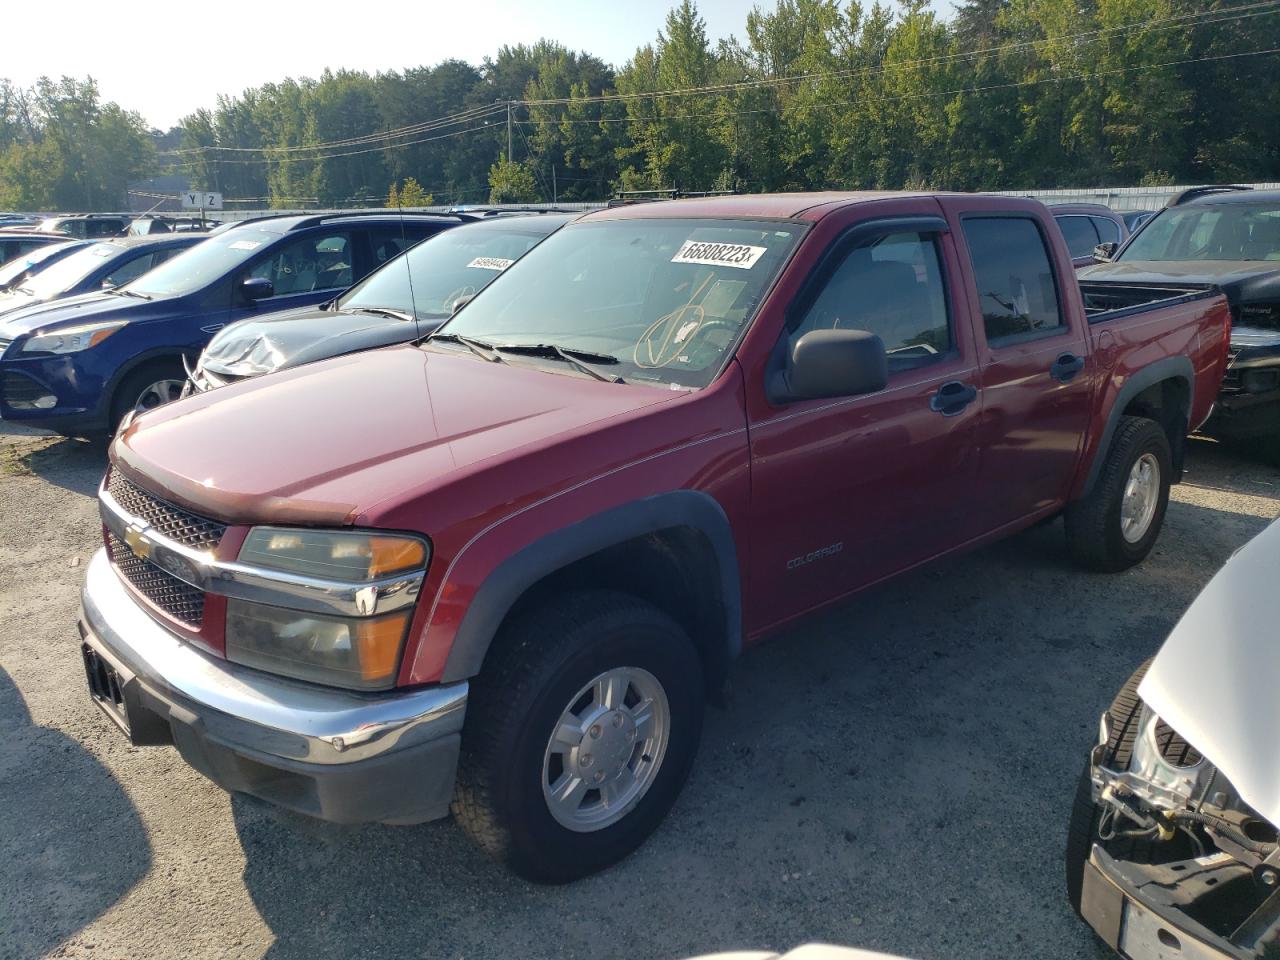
[{"left": 181, "top": 191, "right": 223, "bottom": 210}]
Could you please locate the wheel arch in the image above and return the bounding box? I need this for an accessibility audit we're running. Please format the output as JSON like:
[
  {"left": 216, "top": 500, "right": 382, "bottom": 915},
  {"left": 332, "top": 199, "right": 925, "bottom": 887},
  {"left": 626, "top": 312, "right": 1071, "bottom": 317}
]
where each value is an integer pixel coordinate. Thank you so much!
[
  {"left": 1080, "top": 356, "right": 1193, "bottom": 497},
  {"left": 439, "top": 490, "right": 743, "bottom": 701}
]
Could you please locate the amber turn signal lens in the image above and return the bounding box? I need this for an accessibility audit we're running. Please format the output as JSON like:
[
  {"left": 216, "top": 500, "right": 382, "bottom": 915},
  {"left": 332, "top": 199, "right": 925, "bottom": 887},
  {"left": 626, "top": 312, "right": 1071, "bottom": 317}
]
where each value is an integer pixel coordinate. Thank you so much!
[
  {"left": 368, "top": 536, "right": 428, "bottom": 577},
  {"left": 355, "top": 612, "right": 412, "bottom": 682}
]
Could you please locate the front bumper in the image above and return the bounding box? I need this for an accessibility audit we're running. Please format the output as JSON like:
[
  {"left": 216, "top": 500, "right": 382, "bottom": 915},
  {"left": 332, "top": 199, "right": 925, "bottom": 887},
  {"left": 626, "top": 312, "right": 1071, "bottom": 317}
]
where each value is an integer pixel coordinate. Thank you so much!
[
  {"left": 1081, "top": 845, "right": 1272, "bottom": 960},
  {"left": 80, "top": 548, "right": 467, "bottom": 824}
]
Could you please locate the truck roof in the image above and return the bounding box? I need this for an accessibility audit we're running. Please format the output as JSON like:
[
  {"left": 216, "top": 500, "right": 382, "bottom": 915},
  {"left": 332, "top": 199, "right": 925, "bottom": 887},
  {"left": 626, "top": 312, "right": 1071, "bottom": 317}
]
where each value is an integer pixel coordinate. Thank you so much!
[{"left": 579, "top": 190, "right": 1045, "bottom": 223}]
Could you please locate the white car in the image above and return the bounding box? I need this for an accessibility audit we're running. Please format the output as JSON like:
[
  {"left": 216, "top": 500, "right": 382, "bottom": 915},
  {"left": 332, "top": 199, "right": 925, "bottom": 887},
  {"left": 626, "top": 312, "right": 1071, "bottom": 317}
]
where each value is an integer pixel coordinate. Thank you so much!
[{"left": 1068, "top": 517, "right": 1280, "bottom": 959}]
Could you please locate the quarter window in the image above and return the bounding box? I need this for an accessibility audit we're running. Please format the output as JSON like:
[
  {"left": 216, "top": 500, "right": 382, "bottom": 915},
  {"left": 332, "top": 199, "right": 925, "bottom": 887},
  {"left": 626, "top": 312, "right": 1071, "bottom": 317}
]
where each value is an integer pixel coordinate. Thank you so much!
[
  {"left": 1092, "top": 217, "right": 1122, "bottom": 245},
  {"left": 962, "top": 218, "right": 1064, "bottom": 342},
  {"left": 791, "top": 231, "right": 952, "bottom": 372}
]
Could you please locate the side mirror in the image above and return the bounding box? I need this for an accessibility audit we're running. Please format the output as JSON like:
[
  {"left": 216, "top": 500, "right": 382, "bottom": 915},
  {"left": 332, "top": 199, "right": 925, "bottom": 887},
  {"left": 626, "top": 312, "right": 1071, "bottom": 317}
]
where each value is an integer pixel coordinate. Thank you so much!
[
  {"left": 241, "top": 277, "right": 273, "bottom": 301},
  {"left": 101, "top": 279, "right": 116, "bottom": 290},
  {"left": 450, "top": 294, "right": 474, "bottom": 315},
  {"left": 770, "top": 328, "right": 888, "bottom": 403},
  {"left": 1093, "top": 242, "right": 1118, "bottom": 262}
]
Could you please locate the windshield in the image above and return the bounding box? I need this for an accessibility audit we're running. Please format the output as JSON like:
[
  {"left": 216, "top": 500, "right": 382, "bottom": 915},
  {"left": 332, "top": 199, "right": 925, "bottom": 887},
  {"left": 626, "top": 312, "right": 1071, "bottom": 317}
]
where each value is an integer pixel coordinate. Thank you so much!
[
  {"left": 127, "top": 230, "right": 272, "bottom": 297},
  {"left": 337, "top": 222, "right": 555, "bottom": 319},
  {"left": 19, "top": 242, "right": 121, "bottom": 298},
  {"left": 430, "top": 218, "right": 801, "bottom": 389},
  {"left": 1121, "top": 204, "right": 1280, "bottom": 262},
  {"left": 0, "top": 242, "right": 77, "bottom": 287}
]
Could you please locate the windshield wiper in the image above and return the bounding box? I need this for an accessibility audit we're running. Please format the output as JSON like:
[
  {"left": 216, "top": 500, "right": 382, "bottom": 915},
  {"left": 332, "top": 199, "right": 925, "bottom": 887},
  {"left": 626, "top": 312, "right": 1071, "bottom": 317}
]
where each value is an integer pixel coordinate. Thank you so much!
[
  {"left": 348, "top": 306, "right": 415, "bottom": 322},
  {"left": 493, "top": 343, "right": 625, "bottom": 383},
  {"left": 107, "top": 288, "right": 151, "bottom": 300},
  {"left": 428, "top": 332, "right": 504, "bottom": 362}
]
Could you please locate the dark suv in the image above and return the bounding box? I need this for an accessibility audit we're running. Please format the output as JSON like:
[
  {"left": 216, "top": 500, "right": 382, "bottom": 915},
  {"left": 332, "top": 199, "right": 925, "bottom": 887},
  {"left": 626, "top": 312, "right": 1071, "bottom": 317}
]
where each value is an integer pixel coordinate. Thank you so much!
[
  {"left": 1083, "top": 185, "right": 1280, "bottom": 456},
  {"left": 0, "top": 212, "right": 466, "bottom": 435}
]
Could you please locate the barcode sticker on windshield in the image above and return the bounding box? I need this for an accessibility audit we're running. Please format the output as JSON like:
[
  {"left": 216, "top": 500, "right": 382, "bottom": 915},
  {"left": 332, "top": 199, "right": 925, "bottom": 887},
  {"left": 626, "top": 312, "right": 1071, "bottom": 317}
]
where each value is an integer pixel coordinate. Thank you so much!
[
  {"left": 671, "top": 240, "right": 766, "bottom": 270},
  {"left": 229, "top": 240, "right": 261, "bottom": 251},
  {"left": 466, "top": 257, "right": 515, "bottom": 271}
]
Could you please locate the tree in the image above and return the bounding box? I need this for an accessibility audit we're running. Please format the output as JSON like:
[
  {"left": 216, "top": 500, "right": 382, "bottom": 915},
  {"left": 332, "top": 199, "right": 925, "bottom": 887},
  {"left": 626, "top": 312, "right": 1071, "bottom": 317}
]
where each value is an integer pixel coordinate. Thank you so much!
[{"left": 488, "top": 154, "right": 538, "bottom": 202}]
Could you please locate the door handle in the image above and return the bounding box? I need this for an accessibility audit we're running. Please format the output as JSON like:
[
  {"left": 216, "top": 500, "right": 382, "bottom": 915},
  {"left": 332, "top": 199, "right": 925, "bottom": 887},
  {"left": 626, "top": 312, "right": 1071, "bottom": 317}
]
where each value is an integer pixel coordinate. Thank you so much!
[
  {"left": 929, "top": 380, "right": 978, "bottom": 417},
  {"left": 1050, "top": 352, "right": 1085, "bottom": 383}
]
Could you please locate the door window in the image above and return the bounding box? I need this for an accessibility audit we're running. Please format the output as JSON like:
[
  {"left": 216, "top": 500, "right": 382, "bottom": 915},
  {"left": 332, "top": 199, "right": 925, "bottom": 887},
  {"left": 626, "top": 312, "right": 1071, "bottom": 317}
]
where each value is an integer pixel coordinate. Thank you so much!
[
  {"left": 1055, "top": 216, "right": 1100, "bottom": 258},
  {"left": 1091, "top": 216, "right": 1123, "bottom": 245},
  {"left": 248, "top": 232, "right": 352, "bottom": 296},
  {"left": 789, "top": 231, "right": 951, "bottom": 373},
  {"left": 102, "top": 252, "right": 156, "bottom": 288},
  {"left": 962, "top": 217, "right": 1064, "bottom": 343}
]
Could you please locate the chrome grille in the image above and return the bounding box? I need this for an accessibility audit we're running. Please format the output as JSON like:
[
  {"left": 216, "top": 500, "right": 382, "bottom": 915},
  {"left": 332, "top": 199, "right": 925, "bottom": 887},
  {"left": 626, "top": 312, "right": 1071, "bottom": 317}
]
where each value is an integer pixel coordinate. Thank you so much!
[
  {"left": 107, "top": 533, "right": 206, "bottom": 626},
  {"left": 106, "top": 471, "right": 226, "bottom": 551}
]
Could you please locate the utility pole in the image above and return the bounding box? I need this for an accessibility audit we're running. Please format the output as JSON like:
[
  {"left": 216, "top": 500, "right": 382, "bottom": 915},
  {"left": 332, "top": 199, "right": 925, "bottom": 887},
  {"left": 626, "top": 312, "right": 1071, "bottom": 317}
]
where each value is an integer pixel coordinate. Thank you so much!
[
  {"left": 552, "top": 165, "right": 557, "bottom": 204},
  {"left": 507, "top": 100, "right": 513, "bottom": 162}
]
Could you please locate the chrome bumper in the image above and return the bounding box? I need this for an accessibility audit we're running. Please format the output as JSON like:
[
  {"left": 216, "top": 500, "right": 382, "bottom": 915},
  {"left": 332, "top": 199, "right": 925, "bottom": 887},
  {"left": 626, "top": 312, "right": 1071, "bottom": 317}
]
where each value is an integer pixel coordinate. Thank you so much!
[{"left": 81, "top": 548, "right": 467, "bottom": 822}]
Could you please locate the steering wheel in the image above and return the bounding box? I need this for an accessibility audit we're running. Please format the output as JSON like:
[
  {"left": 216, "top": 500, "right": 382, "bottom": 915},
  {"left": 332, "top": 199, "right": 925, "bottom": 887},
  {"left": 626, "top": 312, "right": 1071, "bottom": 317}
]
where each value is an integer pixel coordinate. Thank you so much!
[{"left": 443, "top": 285, "right": 476, "bottom": 312}]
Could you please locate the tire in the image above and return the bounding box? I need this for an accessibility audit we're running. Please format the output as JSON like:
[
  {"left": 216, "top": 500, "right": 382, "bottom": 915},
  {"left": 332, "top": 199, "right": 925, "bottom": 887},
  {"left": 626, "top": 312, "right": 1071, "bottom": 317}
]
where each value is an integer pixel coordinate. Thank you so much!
[
  {"left": 1065, "top": 416, "right": 1172, "bottom": 572},
  {"left": 1065, "top": 658, "right": 1192, "bottom": 914},
  {"left": 108, "top": 358, "right": 188, "bottom": 433},
  {"left": 452, "top": 589, "right": 705, "bottom": 883}
]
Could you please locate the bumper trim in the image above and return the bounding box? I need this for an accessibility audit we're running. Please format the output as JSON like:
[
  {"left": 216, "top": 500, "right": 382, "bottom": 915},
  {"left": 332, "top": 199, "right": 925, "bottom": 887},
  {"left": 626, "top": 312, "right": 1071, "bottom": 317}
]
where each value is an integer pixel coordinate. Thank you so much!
[{"left": 81, "top": 547, "right": 467, "bottom": 766}]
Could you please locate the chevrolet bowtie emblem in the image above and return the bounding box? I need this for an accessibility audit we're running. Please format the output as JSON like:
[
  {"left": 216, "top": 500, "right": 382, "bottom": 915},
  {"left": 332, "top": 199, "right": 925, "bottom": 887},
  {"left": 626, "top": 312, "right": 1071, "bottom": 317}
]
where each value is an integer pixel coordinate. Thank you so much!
[{"left": 123, "top": 523, "right": 152, "bottom": 560}]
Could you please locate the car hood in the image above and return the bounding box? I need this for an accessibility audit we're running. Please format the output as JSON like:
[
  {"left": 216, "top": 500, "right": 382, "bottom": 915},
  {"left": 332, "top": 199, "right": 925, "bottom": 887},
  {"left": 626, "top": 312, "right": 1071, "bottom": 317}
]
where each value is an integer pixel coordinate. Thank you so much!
[
  {"left": 1082, "top": 259, "right": 1280, "bottom": 302},
  {"left": 0, "top": 287, "right": 47, "bottom": 318},
  {"left": 0, "top": 291, "right": 136, "bottom": 338},
  {"left": 1139, "top": 518, "right": 1280, "bottom": 826},
  {"left": 199, "top": 305, "right": 422, "bottom": 377},
  {"left": 112, "top": 344, "right": 682, "bottom": 527}
]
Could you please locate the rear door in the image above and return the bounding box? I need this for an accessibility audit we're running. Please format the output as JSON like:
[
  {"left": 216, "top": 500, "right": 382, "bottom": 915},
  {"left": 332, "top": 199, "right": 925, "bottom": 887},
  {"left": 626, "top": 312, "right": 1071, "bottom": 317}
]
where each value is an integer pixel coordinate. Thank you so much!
[
  {"left": 746, "top": 206, "right": 986, "bottom": 630},
  {"left": 946, "top": 201, "right": 1095, "bottom": 528}
]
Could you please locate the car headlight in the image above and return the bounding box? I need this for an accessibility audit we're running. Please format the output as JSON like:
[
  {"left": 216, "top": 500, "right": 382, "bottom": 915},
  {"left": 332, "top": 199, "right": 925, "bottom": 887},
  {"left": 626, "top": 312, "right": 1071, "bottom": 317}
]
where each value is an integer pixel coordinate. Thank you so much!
[
  {"left": 228, "top": 528, "right": 430, "bottom": 690},
  {"left": 238, "top": 527, "right": 428, "bottom": 581},
  {"left": 22, "top": 320, "right": 126, "bottom": 354}
]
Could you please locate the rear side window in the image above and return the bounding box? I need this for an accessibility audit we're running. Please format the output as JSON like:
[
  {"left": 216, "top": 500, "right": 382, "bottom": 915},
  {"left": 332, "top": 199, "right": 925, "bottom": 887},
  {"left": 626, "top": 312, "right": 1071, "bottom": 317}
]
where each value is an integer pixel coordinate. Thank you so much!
[
  {"left": 1092, "top": 216, "right": 1122, "bottom": 245},
  {"left": 791, "top": 231, "right": 951, "bottom": 372},
  {"left": 962, "top": 217, "right": 1064, "bottom": 343},
  {"left": 368, "top": 227, "right": 412, "bottom": 266},
  {"left": 1055, "top": 216, "right": 1099, "bottom": 258}
]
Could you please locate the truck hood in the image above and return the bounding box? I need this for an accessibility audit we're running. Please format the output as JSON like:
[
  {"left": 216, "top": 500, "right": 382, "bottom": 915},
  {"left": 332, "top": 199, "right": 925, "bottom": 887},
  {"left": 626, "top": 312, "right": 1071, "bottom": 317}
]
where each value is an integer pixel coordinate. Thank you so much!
[
  {"left": 113, "top": 343, "right": 681, "bottom": 526},
  {"left": 1083, "top": 259, "right": 1280, "bottom": 305},
  {"left": 0, "top": 291, "right": 135, "bottom": 339},
  {"left": 199, "top": 304, "right": 427, "bottom": 378},
  {"left": 1139, "top": 518, "right": 1280, "bottom": 826}
]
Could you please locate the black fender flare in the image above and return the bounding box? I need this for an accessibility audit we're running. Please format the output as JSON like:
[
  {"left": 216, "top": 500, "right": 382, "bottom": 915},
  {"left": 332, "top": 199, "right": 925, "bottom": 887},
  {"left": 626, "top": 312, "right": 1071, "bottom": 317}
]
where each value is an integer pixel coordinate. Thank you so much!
[
  {"left": 1081, "top": 355, "right": 1194, "bottom": 496},
  {"left": 439, "top": 489, "right": 743, "bottom": 683}
]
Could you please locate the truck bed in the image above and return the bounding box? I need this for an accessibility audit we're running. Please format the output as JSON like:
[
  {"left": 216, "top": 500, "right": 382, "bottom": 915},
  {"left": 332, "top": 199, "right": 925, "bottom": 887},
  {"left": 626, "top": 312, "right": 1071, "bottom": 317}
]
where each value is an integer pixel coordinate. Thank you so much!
[{"left": 1079, "top": 280, "right": 1220, "bottom": 323}]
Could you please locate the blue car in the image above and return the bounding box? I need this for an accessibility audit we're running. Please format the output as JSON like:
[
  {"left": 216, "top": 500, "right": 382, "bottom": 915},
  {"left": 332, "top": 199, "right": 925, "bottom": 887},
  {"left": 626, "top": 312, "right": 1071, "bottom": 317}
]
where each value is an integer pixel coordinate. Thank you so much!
[
  {"left": 0, "top": 212, "right": 463, "bottom": 436},
  {"left": 0, "top": 239, "right": 89, "bottom": 293},
  {"left": 0, "top": 234, "right": 205, "bottom": 318}
]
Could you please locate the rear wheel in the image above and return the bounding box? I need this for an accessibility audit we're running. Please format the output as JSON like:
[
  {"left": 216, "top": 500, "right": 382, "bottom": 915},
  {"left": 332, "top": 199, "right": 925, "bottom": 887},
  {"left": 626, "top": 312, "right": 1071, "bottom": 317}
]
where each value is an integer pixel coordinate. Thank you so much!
[
  {"left": 1065, "top": 416, "right": 1171, "bottom": 572},
  {"left": 108, "top": 358, "right": 187, "bottom": 432},
  {"left": 452, "top": 589, "right": 705, "bottom": 883}
]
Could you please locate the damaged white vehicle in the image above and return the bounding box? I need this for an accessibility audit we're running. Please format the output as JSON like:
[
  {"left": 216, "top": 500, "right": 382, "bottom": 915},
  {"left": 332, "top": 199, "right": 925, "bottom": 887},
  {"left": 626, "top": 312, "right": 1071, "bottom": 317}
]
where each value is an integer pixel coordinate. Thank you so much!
[{"left": 1069, "top": 517, "right": 1280, "bottom": 958}]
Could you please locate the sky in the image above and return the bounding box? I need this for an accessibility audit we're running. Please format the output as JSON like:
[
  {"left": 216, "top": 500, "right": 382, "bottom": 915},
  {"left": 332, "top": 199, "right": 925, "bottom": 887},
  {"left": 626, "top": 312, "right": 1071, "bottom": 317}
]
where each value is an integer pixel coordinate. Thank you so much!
[{"left": 1, "top": 0, "right": 815, "bottom": 131}]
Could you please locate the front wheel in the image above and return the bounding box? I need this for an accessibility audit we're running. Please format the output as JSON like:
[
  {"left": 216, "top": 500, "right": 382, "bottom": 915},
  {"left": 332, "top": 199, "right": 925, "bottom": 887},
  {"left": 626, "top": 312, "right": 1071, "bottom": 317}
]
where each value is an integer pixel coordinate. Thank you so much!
[
  {"left": 109, "top": 358, "right": 188, "bottom": 432},
  {"left": 452, "top": 590, "right": 705, "bottom": 883},
  {"left": 1065, "top": 416, "right": 1172, "bottom": 572}
]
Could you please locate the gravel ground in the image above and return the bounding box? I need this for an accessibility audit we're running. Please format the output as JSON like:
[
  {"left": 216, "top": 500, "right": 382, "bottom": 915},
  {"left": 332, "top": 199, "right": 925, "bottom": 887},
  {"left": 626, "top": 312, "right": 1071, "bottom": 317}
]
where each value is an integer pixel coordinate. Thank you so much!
[{"left": 1, "top": 420, "right": 1277, "bottom": 960}]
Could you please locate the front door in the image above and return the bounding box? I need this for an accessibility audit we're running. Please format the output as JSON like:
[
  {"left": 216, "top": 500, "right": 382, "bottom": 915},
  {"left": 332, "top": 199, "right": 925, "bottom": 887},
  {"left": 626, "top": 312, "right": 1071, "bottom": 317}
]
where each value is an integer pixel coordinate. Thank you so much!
[{"left": 746, "top": 214, "right": 985, "bottom": 632}]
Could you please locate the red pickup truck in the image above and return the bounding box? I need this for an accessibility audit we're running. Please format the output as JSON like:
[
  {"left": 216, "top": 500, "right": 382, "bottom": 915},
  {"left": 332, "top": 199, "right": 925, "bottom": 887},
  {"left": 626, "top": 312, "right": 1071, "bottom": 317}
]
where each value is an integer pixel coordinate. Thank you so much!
[{"left": 79, "top": 192, "right": 1230, "bottom": 882}]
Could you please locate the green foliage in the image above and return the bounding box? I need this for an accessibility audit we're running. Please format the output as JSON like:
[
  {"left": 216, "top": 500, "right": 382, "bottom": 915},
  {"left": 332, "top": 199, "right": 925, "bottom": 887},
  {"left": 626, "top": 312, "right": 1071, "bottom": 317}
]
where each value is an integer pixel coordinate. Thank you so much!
[
  {"left": 0, "top": 76, "right": 153, "bottom": 210},
  {"left": 388, "top": 177, "right": 432, "bottom": 206},
  {"left": 6, "top": 0, "right": 1280, "bottom": 211},
  {"left": 488, "top": 155, "right": 539, "bottom": 203}
]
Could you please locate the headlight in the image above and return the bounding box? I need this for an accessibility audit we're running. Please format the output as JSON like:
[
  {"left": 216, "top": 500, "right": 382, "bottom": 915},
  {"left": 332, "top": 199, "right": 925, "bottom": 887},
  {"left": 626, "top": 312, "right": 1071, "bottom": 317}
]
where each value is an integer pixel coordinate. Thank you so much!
[
  {"left": 22, "top": 321, "right": 126, "bottom": 354},
  {"left": 238, "top": 527, "right": 428, "bottom": 581},
  {"left": 229, "top": 528, "right": 430, "bottom": 690},
  {"left": 226, "top": 600, "right": 411, "bottom": 690}
]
